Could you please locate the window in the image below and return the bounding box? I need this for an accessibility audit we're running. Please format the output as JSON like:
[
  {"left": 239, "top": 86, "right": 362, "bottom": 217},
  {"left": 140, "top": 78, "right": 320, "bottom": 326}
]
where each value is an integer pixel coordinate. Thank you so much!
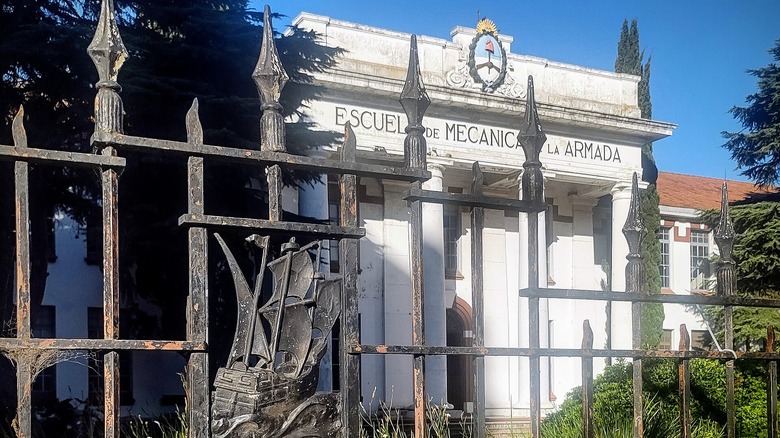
[
  {"left": 330, "top": 317, "right": 341, "bottom": 391},
  {"left": 328, "top": 177, "right": 340, "bottom": 274},
  {"left": 443, "top": 205, "right": 460, "bottom": 278},
  {"left": 659, "top": 329, "right": 673, "bottom": 350},
  {"left": 659, "top": 227, "right": 671, "bottom": 288},
  {"left": 690, "top": 230, "right": 710, "bottom": 290},
  {"left": 85, "top": 209, "right": 102, "bottom": 265},
  {"left": 88, "top": 307, "right": 133, "bottom": 406},
  {"left": 691, "top": 330, "right": 713, "bottom": 350},
  {"left": 32, "top": 306, "right": 56, "bottom": 398}
]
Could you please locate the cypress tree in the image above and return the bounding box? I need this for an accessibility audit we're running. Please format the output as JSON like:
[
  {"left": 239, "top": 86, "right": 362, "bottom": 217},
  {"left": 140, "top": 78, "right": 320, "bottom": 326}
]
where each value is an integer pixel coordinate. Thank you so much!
[
  {"left": 639, "top": 55, "right": 652, "bottom": 119},
  {"left": 614, "top": 18, "right": 663, "bottom": 348},
  {"left": 614, "top": 20, "right": 629, "bottom": 72},
  {"left": 627, "top": 20, "right": 641, "bottom": 75}
]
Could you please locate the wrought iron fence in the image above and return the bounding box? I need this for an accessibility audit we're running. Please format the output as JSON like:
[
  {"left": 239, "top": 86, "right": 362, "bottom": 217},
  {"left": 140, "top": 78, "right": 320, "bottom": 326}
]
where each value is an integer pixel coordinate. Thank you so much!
[{"left": 2, "top": 1, "right": 780, "bottom": 437}]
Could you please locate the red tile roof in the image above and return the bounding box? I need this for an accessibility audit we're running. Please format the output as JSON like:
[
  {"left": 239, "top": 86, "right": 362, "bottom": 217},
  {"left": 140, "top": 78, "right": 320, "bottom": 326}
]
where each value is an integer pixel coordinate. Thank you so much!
[{"left": 656, "top": 171, "right": 776, "bottom": 211}]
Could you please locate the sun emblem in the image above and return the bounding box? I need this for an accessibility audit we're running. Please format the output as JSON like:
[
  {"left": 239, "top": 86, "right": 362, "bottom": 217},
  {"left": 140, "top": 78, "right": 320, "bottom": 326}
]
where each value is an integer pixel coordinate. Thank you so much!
[
  {"left": 476, "top": 18, "right": 498, "bottom": 36},
  {"left": 468, "top": 18, "right": 507, "bottom": 92}
]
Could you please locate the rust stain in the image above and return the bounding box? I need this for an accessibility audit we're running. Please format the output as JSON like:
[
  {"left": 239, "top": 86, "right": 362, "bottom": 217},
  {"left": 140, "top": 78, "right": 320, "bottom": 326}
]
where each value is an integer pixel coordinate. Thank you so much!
[
  {"left": 39, "top": 339, "right": 55, "bottom": 348},
  {"left": 375, "top": 345, "right": 388, "bottom": 353}
]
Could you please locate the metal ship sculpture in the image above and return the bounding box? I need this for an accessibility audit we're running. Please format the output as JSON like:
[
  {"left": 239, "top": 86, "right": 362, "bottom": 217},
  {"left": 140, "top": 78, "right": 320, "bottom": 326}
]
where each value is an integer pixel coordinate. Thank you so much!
[{"left": 211, "top": 233, "right": 342, "bottom": 437}]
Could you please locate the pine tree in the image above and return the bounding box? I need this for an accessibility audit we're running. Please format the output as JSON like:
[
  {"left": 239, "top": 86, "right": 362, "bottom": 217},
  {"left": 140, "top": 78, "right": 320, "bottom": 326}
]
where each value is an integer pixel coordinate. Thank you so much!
[
  {"left": 723, "top": 40, "right": 780, "bottom": 187},
  {"left": 694, "top": 40, "right": 780, "bottom": 349},
  {"left": 0, "top": 0, "right": 342, "bottom": 421},
  {"left": 614, "top": 18, "right": 663, "bottom": 348},
  {"left": 698, "top": 201, "right": 780, "bottom": 348}
]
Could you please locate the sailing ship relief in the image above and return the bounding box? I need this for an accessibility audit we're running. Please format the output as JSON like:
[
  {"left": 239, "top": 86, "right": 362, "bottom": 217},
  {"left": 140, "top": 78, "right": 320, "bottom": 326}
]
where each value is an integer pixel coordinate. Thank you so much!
[{"left": 211, "top": 233, "right": 342, "bottom": 437}]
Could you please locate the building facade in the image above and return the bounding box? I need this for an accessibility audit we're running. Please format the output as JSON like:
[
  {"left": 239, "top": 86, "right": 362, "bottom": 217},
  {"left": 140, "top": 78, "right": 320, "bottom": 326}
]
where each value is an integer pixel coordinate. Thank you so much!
[
  {"left": 290, "top": 13, "right": 676, "bottom": 421},
  {"left": 35, "top": 215, "right": 186, "bottom": 417},
  {"left": 36, "top": 12, "right": 767, "bottom": 427},
  {"left": 655, "top": 172, "right": 774, "bottom": 352}
]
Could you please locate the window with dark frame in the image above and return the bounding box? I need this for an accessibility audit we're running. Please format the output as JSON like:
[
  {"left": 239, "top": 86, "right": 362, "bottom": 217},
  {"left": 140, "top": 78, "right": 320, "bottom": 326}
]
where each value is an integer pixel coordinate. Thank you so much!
[
  {"left": 659, "top": 329, "right": 673, "bottom": 350},
  {"left": 85, "top": 209, "right": 102, "bottom": 266},
  {"left": 328, "top": 176, "right": 340, "bottom": 274},
  {"left": 659, "top": 227, "right": 671, "bottom": 289},
  {"left": 331, "top": 317, "right": 340, "bottom": 391},
  {"left": 443, "top": 204, "right": 460, "bottom": 278},
  {"left": 32, "top": 305, "right": 56, "bottom": 398},
  {"left": 691, "top": 329, "right": 713, "bottom": 350},
  {"left": 690, "top": 230, "right": 710, "bottom": 290},
  {"left": 87, "top": 307, "right": 134, "bottom": 406}
]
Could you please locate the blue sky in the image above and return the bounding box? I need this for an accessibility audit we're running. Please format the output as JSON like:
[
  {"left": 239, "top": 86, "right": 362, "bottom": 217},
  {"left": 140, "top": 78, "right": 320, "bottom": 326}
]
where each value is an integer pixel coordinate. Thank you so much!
[{"left": 259, "top": 1, "right": 780, "bottom": 182}]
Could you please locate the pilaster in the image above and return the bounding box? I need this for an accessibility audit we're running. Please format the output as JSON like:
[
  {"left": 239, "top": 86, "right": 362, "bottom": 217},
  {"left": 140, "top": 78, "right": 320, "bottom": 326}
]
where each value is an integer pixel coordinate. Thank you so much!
[
  {"left": 422, "top": 163, "right": 447, "bottom": 404},
  {"left": 610, "top": 180, "right": 633, "bottom": 350}
]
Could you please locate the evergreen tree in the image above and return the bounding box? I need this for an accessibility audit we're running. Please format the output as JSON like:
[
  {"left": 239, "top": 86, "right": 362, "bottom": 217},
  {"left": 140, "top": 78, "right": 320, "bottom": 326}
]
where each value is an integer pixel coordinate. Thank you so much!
[
  {"left": 614, "top": 18, "right": 663, "bottom": 348},
  {"left": 701, "top": 40, "right": 780, "bottom": 348},
  {"left": 639, "top": 56, "right": 652, "bottom": 119},
  {"left": 698, "top": 200, "right": 780, "bottom": 349},
  {"left": 614, "top": 20, "right": 629, "bottom": 73},
  {"left": 0, "top": 0, "right": 341, "bottom": 425},
  {"left": 723, "top": 40, "right": 780, "bottom": 187}
]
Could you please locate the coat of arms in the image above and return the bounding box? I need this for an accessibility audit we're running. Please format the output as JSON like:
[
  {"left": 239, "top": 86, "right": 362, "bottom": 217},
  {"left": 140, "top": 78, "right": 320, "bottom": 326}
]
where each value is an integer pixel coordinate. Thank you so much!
[{"left": 468, "top": 18, "right": 507, "bottom": 92}]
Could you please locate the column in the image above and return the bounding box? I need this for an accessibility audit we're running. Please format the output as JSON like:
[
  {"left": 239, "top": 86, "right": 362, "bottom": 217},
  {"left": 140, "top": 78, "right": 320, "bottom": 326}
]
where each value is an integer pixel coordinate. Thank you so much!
[
  {"left": 383, "top": 181, "right": 413, "bottom": 407},
  {"left": 297, "top": 152, "right": 329, "bottom": 222},
  {"left": 517, "top": 175, "right": 551, "bottom": 413},
  {"left": 484, "top": 209, "right": 511, "bottom": 416},
  {"left": 610, "top": 180, "right": 633, "bottom": 350},
  {"left": 571, "top": 196, "right": 607, "bottom": 375},
  {"left": 423, "top": 164, "right": 447, "bottom": 404},
  {"left": 298, "top": 155, "right": 332, "bottom": 390}
]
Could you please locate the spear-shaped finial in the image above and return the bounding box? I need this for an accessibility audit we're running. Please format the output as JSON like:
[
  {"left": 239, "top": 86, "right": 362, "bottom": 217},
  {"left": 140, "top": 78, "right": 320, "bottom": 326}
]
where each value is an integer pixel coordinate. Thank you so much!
[
  {"left": 623, "top": 173, "right": 645, "bottom": 294},
  {"left": 88, "top": 0, "right": 127, "bottom": 135},
  {"left": 88, "top": 0, "right": 128, "bottom": 86},
  {"left": 12, "top": 106, "right": 27, "bottom": 148},
  {"left": 518, "top": 76, "right": 546, "bottom": 203},
  {"left": 400, "top": 34, "right": 430, "bottom": 170},
  {"left": 519, "top": 76, "right": 545, "bottom": 147},
  {"left": 715, "top": 182, "right": 735, "bottom": 262},
  {"left": 715, "top": 182, "right": 736, "bottom": 296},
  {"left": 254, "top": 5, "right": 288, "bottom": 152}
]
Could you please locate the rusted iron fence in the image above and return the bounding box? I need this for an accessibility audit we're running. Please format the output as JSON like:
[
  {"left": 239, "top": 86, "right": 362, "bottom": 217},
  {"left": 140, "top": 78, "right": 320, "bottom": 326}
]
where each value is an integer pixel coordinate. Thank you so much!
[
  {"left": 0, "top": 1, "right": 429, "bottom": 436},
  {"left": 3, "top": 1, "right": 780, "bottom": 438}
]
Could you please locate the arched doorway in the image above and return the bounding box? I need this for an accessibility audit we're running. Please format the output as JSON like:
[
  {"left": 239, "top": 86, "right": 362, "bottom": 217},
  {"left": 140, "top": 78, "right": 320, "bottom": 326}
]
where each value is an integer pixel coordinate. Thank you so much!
[{"left": 446, "top": 296, "right": 473, "bottom": 411}]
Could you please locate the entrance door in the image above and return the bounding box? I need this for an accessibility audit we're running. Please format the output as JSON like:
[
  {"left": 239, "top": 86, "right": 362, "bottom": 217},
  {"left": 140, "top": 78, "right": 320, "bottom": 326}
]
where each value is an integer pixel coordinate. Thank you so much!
[{"left": 446, "top": 297, "right": 473, "bottom": 411}]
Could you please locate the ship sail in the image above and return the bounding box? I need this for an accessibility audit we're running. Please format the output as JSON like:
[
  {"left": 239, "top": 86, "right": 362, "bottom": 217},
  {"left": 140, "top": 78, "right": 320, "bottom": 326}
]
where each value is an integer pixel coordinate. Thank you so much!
[
  {"left": 276, "top": 304, "right": 313, "bottom": 378},
  {"left": 214, "top": 234, "right": 271, "bottom": 369},
  {"left": 260, "top": 241, "right": 319, "bottom": 375},
  {"left": 307, "top": 278, "right": 342, "bottom": 367}
]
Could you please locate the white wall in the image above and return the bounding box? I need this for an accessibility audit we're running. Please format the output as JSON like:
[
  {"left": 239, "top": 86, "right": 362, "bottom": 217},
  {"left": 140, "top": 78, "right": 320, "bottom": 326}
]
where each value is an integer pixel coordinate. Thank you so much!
[{"left": 43, "top": 215, "right": 185, "bottom": 416}]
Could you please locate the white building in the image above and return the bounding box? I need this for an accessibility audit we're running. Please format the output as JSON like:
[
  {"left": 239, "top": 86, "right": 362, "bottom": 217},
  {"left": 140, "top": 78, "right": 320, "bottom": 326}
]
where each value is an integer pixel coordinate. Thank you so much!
[
  {"left": 289, "top": 13, "right": 677, "bottom": 422},
  {"left": 34, "top": 215, "right": 186, "bottom": 417},
  {"left": 34, "top": 12, "right": 767, "bottom": 429},
  {"left": 655, "top": 172, "right": 773, "bottom": 351}
]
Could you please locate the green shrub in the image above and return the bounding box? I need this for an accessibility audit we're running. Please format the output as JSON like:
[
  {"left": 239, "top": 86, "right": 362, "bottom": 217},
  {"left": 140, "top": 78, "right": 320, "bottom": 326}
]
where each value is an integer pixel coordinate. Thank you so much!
[{"left": 541, "top": 357, "right": 770, "bottom": 437}]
